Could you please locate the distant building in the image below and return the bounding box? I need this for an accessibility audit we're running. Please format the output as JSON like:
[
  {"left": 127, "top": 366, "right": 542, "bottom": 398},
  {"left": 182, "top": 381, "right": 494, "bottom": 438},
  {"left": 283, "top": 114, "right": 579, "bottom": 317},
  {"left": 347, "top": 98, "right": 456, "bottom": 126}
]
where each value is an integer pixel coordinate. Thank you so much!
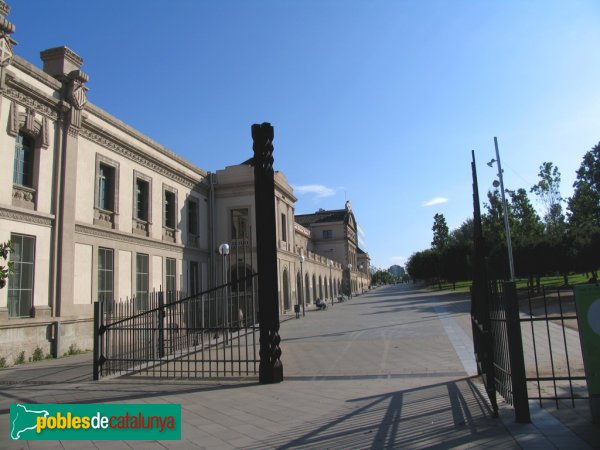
[
  {"left": 389, "top": 265, "right": 405, "bottom": 277},
  {"left": 295, "top": 202, "right": 371, "bottom": 295}
]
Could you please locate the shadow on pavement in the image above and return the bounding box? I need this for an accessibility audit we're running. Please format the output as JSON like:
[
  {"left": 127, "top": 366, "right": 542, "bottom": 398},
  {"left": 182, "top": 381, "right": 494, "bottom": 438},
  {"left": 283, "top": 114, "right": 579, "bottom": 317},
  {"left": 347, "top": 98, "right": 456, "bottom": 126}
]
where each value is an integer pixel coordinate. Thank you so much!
[{"left": 250, "top": 376, "right": 511, "bottom": 450}]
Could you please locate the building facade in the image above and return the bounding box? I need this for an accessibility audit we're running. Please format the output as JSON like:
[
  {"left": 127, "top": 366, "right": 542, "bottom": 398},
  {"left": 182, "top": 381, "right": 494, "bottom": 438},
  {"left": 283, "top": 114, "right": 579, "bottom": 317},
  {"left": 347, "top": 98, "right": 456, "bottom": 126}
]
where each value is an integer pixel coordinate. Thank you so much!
[{"left": 0, "top": 2, "right": 369, "bottom": 365}]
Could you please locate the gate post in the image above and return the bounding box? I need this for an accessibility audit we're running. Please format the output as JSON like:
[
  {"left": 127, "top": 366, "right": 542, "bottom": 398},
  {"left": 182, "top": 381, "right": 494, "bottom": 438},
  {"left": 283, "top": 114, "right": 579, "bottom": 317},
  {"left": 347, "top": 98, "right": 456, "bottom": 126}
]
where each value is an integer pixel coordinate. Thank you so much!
[
  {"left": 252, "top": 122, "right": 283, "bottom": 384},
  {"left": 504, "top": 281, "right": 531, "bottom": 423},
  {"left": 93, "top": 300, "right": 103, "bottom": 381}
]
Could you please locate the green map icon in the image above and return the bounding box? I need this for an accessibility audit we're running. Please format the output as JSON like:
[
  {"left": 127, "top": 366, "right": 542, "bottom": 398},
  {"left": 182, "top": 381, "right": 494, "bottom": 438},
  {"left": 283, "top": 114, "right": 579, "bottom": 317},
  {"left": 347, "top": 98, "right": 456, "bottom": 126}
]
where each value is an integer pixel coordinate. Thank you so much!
[{"left": 10, "top": 404, "right": 49, "bottom": 440}]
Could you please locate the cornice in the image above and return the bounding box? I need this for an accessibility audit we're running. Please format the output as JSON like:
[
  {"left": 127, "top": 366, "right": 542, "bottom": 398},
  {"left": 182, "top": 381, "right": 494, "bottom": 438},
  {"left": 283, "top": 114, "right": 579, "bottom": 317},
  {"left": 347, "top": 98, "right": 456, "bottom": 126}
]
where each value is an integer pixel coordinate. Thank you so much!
[
  {"left": 0, "top": 205, "right": 54, "bottom": 227},
  {"left": 80, "top": 123, "right": 208, "bottom": 193},
  {"left": 11, "top": 55, "right": 62, "bottom": 90},
  {"left": 75, "top": 223, "right": 184, "bottom": 252},
  {"left": 84, "top": 103, "right": 208, "bottom": 178},
  {"left": 4, "top": 70, "right": 61, "bottom": 120}
]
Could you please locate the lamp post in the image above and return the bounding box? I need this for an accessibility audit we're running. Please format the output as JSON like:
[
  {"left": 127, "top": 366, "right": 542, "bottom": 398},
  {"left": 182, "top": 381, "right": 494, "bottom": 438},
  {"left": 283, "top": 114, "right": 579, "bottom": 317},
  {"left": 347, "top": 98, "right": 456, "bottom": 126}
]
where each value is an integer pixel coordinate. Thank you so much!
[
  {"left": 348, "top": 263, "right": 353, "bottom": 299},
  {"left": 487, "top": 137, "right": 516, "bottom": 281},
  {"left": 299, "top": 254, "right": 305, "bottom": 317},
  {"left": 219, "top": 243, "right": 230, "bottom": 344},
  {"left": 328, "top": 259, "right": 333, "bottom": 306}
]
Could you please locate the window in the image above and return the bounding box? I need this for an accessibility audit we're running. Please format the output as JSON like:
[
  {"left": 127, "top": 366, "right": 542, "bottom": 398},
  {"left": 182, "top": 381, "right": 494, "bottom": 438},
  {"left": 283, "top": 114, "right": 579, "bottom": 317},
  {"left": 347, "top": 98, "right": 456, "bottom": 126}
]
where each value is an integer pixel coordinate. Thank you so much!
[
  {"left": 98, "top": 164, "right": 115, "bottom": 211},
  {"left": 94, "top": 155, "right": 120, "bottom": 228},
  {"left": 165, "top": 258, "right": 176, "bottom": 303},
  {"left": 135, "top": 178, "right": 149, "bottom": 221},
  {"left": 188, "top": 199, "right": 199, "bottom": 236},
  {"left": 323, "top": 229, "right": 333, "bottom": 239},
  {"left": 189, "top": 261, "right": 199, "bottom": 295},
  {"left": 7, "top": 234, "right": 35, "bottom": 318},
  {"left": 13, "top": 133, "right": 34, "bottom": 187},
  {"left": 231, "top": 208, "right": 249, "bottom": 240},
  {"left": 136, "top": 253, "right": 149, "bottom": 311},
  {"left": 281, "top": 213, "right": 287, "bottom": 242},
  {"left": 98, "top": 248, "right": 114, "bottom": 306},
  {"left": 164, "top": 190, "right": 176, "bottom": 229}
]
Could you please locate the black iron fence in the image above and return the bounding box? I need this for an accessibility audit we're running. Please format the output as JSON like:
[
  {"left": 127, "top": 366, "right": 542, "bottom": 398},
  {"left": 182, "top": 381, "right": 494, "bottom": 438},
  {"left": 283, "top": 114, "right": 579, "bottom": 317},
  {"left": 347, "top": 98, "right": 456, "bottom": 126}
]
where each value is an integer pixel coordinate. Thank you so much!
[
  {"left": 93, "top": 274, "right": 260, "bottom": 380},
  {"left": 521, "top": 285, "right": 588, "bottom": 407},
  {"left": 472, "top": 280, "right": 589, "bottom": 423}
]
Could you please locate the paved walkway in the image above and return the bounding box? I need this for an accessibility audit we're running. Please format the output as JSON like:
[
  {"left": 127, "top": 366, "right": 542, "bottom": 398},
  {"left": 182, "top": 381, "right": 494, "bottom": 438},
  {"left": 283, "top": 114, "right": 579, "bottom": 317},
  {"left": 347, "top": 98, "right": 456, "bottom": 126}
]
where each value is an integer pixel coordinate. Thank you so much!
[{"left": 1, "top": 284, "right": 598, "bottom": 449}]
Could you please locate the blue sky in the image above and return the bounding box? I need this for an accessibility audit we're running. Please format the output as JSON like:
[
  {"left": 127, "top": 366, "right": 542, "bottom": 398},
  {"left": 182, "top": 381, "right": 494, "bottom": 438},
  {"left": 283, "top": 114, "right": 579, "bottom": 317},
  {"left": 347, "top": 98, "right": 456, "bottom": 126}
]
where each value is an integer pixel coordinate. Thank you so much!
[{"left": 10, "top": 1, "right": 600, "bottom": 270}]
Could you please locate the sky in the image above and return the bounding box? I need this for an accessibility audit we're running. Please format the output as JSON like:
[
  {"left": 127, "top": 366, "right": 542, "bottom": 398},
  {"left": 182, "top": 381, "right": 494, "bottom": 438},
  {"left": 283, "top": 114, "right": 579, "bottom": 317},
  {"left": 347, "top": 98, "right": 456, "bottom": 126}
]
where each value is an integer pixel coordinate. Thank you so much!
[{"left": 9, "top": 1, "right": 600, "bottom": 270}]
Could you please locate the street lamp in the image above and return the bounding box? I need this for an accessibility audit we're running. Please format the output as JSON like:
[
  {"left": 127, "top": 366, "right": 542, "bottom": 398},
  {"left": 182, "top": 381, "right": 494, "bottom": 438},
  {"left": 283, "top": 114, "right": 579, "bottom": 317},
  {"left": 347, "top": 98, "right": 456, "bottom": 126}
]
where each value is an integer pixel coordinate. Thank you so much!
[
  {"left": 299, "top": 254, "right": 305, "bottom": 317},
  {"left": 488, "top": 137, "right": 516, "bottom": 281},
  {"left": 328, "top": 259, "right": 333, "bottom": 306},
  {"left": 219, "top": 243, "right": 230, "bottom": 343}
]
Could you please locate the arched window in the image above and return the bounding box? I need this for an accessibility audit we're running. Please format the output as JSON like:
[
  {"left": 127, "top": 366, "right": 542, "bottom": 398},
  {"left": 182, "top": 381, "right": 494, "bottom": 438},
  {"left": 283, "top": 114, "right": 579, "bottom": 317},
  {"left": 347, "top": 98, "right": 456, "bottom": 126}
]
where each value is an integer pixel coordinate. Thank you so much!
[
  {"left": 296, "top": 272, "right": 302, "bottom": 306},
  {"left": 319, "top": 275, "right": 323, "bottom": 299},
  {"left": 305, "top": 273, "right": 311, "bottom": 304},
  {"left": 282, "top": 269, "right": 290, "bottom": 311}
]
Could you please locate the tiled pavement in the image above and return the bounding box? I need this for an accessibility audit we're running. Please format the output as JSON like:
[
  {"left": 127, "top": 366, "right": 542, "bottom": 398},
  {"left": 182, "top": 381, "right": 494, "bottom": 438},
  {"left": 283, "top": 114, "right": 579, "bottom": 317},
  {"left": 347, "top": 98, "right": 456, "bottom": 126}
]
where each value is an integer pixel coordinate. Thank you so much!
[{"left": 1, "top": 284, "right": 598, "bottom": 449}]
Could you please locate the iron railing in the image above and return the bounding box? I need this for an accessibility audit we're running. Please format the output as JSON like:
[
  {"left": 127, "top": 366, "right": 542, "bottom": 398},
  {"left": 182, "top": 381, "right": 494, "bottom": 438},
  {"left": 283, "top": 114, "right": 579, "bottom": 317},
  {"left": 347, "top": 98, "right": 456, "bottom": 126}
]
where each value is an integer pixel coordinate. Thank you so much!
[
  {"left": 521, "top": 285, "right": 588, "bottom": 407},
  {"left": 94, "top": 274, "right": 260, "bottom": 380}
]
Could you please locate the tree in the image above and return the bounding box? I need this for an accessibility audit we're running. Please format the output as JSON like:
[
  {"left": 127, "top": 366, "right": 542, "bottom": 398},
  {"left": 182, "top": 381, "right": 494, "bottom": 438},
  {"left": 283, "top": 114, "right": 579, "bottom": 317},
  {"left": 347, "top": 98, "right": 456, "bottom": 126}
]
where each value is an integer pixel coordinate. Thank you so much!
[
  {"left": 567, "top": 142, "right": 600, "bottom": 277},
  {"left": 530, "top": 162, "right": 566, "bottom": 237},
  {"left": 406, "top": 249, "right": 437, "bottom": 282},
  {"left": 0, "top": 241, "right": 12, "bottom": 289},
  {"left": 431, "top": 213, "right": 449, "bottom": 250},
  {"left": 482, "top": 189, "right": 510, "bottom": 279}
]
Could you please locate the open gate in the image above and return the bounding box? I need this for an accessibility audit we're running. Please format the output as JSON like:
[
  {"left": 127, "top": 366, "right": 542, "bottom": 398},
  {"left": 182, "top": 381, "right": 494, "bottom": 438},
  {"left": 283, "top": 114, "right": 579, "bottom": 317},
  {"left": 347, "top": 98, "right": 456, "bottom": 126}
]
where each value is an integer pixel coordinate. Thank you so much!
[
  {"left": 471, "top": 151, "right": 588, "bottom": 423},
  {"left": 93, "top": 241, "right": 260, "bottom": 380}
]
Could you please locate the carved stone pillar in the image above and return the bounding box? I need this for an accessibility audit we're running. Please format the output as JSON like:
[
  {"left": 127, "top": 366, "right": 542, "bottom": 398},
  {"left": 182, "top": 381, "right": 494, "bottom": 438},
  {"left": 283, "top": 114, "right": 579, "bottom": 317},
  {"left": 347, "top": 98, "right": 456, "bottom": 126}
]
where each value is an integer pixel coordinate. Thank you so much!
[{"left": 252, "top": 122, "right": 283, "bottom": 384}]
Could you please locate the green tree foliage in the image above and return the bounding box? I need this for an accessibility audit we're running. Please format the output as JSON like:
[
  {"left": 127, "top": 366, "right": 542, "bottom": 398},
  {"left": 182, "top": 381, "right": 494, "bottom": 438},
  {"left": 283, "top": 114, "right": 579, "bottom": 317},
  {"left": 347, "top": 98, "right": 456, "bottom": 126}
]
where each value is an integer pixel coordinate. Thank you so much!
[
  {"left": 0, "top": 241, "right": 12, "bottom": 289},
  {"left": 531, "top": 162, "right": 566, "bottom": 237},
  {"left": 431, "top": 213, "right": 450, "bottom": 250},
  {"left": 567, "top": 142, "right": 600, "bottom": 277},
  {"left": 406, "top": 249, "right": 437, "bottom": 282}
]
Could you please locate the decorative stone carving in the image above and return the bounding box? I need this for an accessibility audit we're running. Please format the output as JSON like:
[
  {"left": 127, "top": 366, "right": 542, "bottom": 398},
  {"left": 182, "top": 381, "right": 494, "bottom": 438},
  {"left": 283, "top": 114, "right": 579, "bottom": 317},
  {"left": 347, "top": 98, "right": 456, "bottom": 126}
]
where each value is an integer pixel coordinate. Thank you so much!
[
  {"left": 0, "top": 1, "right": 15, "bottom": 69},
  {"left": 133, "top": 218, "right": 150, "bottom": 237},
  {"left": 5, "top": 86, "right": 59, "bottom": 120},
  {"left": 162, "top": 227, "right": 176, "bottom": 243},
  {"left": 93, "top": 208, "right": 114, "bottom": 229},
  {"left": 7, "top": 101, "right": 51, "bottom": 148},
  {"left": 0, "top": 205, "right": 53, "bottom": 227},
  {"left": 12, "top": 185, "right": 36, "bottom": 210}
]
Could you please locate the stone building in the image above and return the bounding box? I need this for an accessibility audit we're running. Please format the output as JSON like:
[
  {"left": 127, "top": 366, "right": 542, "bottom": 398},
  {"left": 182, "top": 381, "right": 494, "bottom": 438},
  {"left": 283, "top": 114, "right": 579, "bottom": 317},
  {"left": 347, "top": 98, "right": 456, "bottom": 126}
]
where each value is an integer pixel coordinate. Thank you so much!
[{"left": 0, "top": 2, "right": 369, "bottom": 364}]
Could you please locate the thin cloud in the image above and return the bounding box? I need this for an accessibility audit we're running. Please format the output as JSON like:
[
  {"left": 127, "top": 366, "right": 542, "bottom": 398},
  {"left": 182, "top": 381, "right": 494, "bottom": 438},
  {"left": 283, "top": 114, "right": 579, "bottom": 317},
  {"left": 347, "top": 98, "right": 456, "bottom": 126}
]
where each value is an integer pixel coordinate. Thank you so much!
[
  {"left": 423, "top": 197, "right": 449, "bottom": 207},
  {"left": 294, "top": 184, "right": 336, "bottom": 199}
]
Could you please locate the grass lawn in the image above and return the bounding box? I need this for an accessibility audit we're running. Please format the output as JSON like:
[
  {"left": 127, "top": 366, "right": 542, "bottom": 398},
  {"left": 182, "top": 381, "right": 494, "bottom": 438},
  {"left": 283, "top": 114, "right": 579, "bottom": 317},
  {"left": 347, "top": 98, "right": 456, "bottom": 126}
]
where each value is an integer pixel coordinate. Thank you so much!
[{"left": 427, "top": 273, "right": 591, "bottom": 293}]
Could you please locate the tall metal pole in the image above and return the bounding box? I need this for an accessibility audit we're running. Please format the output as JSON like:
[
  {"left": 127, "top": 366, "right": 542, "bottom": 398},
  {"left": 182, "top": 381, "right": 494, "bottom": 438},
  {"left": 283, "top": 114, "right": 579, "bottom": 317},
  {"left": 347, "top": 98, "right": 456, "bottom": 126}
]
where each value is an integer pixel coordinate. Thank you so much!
[{"left": 494, "top": 137, "right": 515, "bottom": 281}]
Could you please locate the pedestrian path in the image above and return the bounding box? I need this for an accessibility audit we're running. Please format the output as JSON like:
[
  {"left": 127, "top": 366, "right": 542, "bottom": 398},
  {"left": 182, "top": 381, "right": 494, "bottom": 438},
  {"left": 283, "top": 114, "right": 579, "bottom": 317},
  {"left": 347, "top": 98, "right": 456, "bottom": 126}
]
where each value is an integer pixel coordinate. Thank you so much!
[{"left": 0, "top": 284, "right": 598, "bottom": 449}]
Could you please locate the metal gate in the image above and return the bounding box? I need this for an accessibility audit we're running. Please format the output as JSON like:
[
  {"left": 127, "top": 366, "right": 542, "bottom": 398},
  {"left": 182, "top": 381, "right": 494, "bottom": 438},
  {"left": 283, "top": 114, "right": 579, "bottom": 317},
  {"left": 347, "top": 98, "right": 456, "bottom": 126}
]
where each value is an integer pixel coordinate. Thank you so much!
[
  {"left": 93, "top": 242, "right": 260, "bottom": 380},
  {"left": 470, "top": 151, "right": 588, "bottom": 422}
]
